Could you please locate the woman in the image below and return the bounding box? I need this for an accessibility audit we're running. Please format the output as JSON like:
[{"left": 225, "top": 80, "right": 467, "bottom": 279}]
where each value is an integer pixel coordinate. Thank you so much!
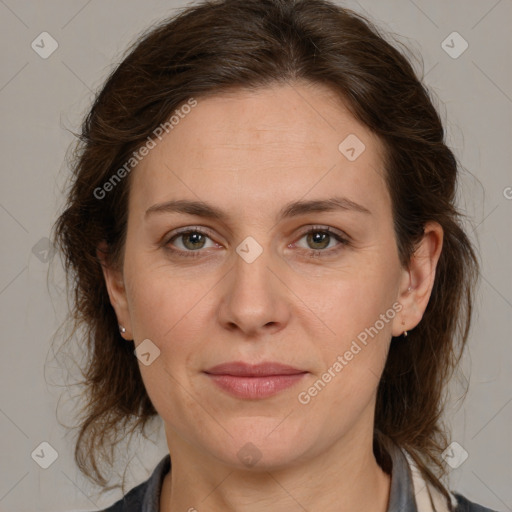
[{"left": 52, "top": 0, "right": 498, "bottom": 510}]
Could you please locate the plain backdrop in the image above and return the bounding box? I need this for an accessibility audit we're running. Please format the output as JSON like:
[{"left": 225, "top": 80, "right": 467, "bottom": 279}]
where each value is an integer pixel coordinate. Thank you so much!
[{"left": 0, "top": 0, "right": 510, "bottom": 511}]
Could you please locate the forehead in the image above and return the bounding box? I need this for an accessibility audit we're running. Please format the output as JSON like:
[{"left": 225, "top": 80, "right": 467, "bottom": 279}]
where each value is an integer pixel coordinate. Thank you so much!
[{"left": 130, "top": 82, "right": 390, "bottom": 220}]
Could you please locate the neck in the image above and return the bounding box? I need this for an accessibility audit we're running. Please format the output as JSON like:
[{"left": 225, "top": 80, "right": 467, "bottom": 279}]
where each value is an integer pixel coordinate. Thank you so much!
[{"left": 159, "top": 430, "right": 391, "bottom": 512}]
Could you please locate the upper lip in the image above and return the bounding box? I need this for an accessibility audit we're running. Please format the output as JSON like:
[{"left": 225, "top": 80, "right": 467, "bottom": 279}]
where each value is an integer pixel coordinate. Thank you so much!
[{"left": 204, "top": 362, "right": 306, "bottom": 377}]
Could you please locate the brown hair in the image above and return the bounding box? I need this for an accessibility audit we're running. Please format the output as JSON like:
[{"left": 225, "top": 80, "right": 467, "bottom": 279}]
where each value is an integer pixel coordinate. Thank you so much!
[{"left": 52, "top": 0, "right": 479, "bottom": 501}]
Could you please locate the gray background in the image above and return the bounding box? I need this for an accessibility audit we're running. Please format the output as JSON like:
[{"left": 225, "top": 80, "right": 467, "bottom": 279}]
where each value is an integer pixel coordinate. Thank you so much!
[{"left": 0, "top": 0, "right": 510, "bottom": 510}]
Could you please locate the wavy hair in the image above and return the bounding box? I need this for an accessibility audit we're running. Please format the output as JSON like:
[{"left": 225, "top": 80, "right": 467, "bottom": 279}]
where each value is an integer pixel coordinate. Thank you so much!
[{"left": 52, "top": 0, "right": 479, "bottom": 501}]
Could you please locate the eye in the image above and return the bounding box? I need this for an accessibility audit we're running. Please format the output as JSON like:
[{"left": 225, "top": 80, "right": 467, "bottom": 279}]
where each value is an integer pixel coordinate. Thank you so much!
[
  {"left": 292, "top": 226, "right": 350, "bottom": 257},
  {"left": 165, "top": 228, "right": 218, "bottom": 258}
]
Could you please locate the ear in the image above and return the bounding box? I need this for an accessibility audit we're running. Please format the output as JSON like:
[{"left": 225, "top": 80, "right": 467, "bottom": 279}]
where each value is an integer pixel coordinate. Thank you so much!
[
  {"left": 392, "top": 221, "right": 444, "bottom": 337},
  {"left": 97, "top": 241, "right": 132, "bottom": 339}
]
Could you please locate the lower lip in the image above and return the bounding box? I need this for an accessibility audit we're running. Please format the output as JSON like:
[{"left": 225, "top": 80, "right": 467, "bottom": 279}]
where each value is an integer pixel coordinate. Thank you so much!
[{"left": 205, "top": 373, "right": 307, "bottom": 399}]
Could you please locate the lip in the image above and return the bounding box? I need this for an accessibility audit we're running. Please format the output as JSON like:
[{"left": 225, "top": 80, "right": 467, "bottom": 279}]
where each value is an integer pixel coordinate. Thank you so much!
[
  {"left": 205, "top": 361, "right": 305, "bottom": 376},
  {"left": 204, "top": 362, "right": 308, "bottom": 400}
]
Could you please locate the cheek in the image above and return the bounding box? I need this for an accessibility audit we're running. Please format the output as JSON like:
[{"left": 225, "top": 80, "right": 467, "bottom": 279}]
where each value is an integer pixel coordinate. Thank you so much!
[
  {"left": 124, "top": 249, "right": 205, "bottom": 340},
  {"left": 298, "top": 263, "right": 398, "bottom": 409},
  {"left": 126, "top": 275, "right": 176, "bottom": 341},
  {"left": 124, "top": 267, "right": 205, "bottom": 421},
  {"left": 124, "top": 257, "right": 214, "bottom": 383},
  {"left": 296, "top": 307, "right": 392, "bottom": 433},
  {"left": 305, "top": 262, "right": 399, "bottom": 353}
]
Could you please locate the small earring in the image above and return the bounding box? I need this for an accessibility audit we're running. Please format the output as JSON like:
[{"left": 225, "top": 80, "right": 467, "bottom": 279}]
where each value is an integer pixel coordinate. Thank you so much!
[
  {"left": 401, "top": 319, "right": 408, "bottom": 338},
  {"left": 119, "top": 325, "right": 126, "bottom": 334},
  {"left": 402, "top": 286, "right": 412, "bottom": 336}
]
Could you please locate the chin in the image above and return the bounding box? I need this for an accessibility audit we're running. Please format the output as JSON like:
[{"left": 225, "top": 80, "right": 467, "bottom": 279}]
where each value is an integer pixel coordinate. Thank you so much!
[{"left": 205, "top": 417, "right": 315, "bottom": 470}]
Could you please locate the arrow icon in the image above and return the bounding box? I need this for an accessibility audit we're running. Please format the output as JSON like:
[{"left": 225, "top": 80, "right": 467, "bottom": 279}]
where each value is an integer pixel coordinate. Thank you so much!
[
  {"left": 338, "top": 134, "right": 365, "bottom": 161},
  {"left": 31, "top": 31, "right": 59, "bottom": 59},
  {"left": 31, "top": 441, "right": 58, "bottom": 468},
  {"left": 441, "top": 32, "right": 468, "bottom": 59},
  {"left": 134, "top": 339, "right": 161, "bottom": 366},
  {"left": 441, "top": 441, "right": 468, "bottom": 468},
  {"left": 32, "top": 237, "right": 55, "bottom": 262},
  {"left": 236, "top": 236, "right": 262, "bottom": 263},
  {"left": 237, "top": 442, "right": 262, "bottom": 466}
]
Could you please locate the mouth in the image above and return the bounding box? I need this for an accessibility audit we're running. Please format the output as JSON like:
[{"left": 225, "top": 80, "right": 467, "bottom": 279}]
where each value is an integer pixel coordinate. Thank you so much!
[{"left": 203, "top": 361, "right": 308, "bottom": 400}]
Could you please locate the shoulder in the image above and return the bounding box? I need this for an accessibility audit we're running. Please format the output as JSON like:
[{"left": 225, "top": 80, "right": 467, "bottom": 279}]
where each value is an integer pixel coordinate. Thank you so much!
[
  {"left": 97, "top": 479, "right": 147, "bottom": 511},
  {"left": 454, "top": 492, "right": 501, "bottom": 512},
  {"left": 95, "top": 453, "right": 171, "bottom": 512}
]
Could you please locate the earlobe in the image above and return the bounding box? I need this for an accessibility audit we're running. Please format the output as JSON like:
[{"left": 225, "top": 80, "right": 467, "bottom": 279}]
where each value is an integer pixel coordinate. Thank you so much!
[
  {"left": 392, "top": 222, "right": 444, "bottom": 336},
  {"left": 391, "top": 283, "right": 413, "bottom": 337},
  {"left": 96, "top": 241, "right": 132, "bottom": 338}
]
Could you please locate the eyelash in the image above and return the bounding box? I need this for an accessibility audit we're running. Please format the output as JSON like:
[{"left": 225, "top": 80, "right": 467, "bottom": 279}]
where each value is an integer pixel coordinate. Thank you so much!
[{"left": 163, "top": 225, "right": 350, "bottom": 259}]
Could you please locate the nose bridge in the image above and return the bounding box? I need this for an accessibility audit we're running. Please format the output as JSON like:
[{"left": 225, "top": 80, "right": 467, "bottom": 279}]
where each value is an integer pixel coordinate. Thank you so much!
[
  {"left": 232, "top": 233, "right": 276, "bottom": 301},
  {"left": 219, "top": 232, "right": 288, "bottom": 333}
]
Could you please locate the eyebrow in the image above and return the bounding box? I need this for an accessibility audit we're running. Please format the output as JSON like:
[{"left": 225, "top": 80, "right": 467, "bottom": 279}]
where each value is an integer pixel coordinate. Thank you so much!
[{"left": 145, "top": 196, "right": 371, "bottom": 222}]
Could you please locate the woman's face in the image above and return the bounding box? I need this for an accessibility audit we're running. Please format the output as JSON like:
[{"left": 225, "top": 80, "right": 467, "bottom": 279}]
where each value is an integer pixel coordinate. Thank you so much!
[{"left": 104, "top": 82, "right": 426, "bottom": 469}]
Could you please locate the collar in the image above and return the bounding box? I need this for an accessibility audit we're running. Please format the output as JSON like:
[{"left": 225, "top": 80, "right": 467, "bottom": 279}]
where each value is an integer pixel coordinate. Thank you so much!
[{"left": 384, "top": 437, "right": 457, "bottom": 512}]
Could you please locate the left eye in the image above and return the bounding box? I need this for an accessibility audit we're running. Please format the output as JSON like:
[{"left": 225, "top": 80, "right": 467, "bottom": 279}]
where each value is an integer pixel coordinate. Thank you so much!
[
  {"left": 293, "top": 228, "right": 347, "bottom": 253},
  {"left": 168, "top": 230, "right": 216, "bottom": 252}
]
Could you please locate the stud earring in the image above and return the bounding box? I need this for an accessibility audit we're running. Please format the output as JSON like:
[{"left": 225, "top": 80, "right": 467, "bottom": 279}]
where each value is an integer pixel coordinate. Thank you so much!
[
  {"left": 119, "top": 325, "right": 126, "bottom": 334},
  {"left": 401, "top": 319, "right": 408, "bottom": 338},
  {"left": 402, "top": 286, "right": 412, "bottom": 337}
]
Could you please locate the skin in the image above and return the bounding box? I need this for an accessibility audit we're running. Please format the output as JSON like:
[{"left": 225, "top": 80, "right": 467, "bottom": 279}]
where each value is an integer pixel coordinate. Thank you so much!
[{"left": 100, "top": 81, "right": 443, "bottom": 512}]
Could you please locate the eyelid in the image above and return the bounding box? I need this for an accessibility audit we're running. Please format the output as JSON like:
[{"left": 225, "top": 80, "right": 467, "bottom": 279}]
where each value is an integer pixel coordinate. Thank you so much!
[
  {"left": 163, "top": 225, "right": 218, "bottom": 244},
  {"left": 293, "top": 224, "right": 351, "bottom": 244}
]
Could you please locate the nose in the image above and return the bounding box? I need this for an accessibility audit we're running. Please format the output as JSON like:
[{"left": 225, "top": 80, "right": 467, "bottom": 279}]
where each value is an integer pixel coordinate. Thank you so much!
[{"left": 217, "top": 238, "right": 291, "bottom": 338}]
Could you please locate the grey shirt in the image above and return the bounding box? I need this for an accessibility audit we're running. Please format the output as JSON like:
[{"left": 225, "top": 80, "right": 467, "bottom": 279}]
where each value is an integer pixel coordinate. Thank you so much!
[{"left": 100, "top": 442, "right": 498, "bottom": 512}]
